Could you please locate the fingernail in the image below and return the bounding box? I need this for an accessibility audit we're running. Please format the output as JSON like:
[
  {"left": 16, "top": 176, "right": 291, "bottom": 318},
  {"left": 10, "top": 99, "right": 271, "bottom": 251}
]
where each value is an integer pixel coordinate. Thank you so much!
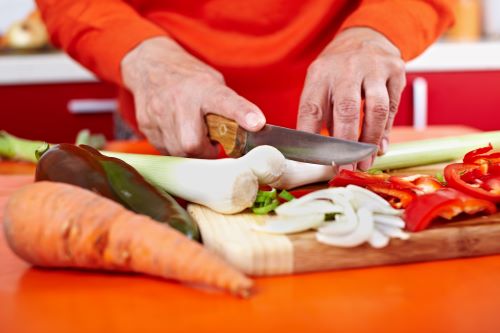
[
  {"left": 379, "top": 137, "right": 389, "bottom": 155},
  {"left": 245, "top": 112, "right": 264, "bottom": 129}
]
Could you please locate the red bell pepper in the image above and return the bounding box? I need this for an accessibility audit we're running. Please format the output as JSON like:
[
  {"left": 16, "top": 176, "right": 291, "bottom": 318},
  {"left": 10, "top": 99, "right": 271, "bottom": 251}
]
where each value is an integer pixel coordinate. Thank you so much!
[
  {"left": 404, "top": 188, "right": 497, "bottom": 232},
  {"left": 329, "top": 170, "right": 442, "bottom": 209},
  {"left": 463, "top": 144, "right": 500, "bottom": 165},
  {"left": 328, "top": 170, "right": 389, "bottom": 187},
  {"left": 366, "top": 183, "right": 416, "bottom": 209},
  {"left": 444, "top": 163, "right": 500, "bottom": 202}
]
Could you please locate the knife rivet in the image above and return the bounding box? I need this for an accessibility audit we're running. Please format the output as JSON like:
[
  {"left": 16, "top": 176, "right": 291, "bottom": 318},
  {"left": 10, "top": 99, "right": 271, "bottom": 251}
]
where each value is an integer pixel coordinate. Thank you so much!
[{"left": 219, "top": 124, "right": 228, "bottom": 135}]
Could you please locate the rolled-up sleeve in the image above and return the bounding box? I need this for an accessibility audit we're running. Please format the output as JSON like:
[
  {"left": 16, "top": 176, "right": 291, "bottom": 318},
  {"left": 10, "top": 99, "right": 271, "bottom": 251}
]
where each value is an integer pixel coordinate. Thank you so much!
[
  {"left": 340, "top": 0, "right": 456, "bottom": 60},
  {"left": 36, "top": 0, "right": 167, "bottom": 85}
]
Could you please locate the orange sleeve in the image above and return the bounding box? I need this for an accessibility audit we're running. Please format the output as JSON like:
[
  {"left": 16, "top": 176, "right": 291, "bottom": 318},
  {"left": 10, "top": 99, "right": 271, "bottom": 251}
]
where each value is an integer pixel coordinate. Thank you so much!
[
  {"left": 35, "top": 0, "right": 167, "bottom": 85},
  {"left": 340, "top": 0, "right": 456, "bottom": 61}
]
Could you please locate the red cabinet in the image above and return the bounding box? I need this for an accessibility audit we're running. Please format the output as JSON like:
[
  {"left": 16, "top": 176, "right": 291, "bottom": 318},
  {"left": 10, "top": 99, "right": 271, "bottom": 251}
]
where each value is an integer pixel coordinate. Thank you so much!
[
  {"left": 1, "top": 82, "right": 117, "bottom": 143},
  {"left": 395, "top": 71, "right": 500, "bottom": 131},
  {"left": 2, "top": 70, "right": 499, "bottom": 145}
]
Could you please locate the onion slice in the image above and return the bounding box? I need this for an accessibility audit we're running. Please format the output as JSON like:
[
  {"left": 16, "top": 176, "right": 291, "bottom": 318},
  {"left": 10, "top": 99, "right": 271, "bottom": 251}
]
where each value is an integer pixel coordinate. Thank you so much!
[{"left": 252, "top": 214, "right": 324, "bottom": 234}]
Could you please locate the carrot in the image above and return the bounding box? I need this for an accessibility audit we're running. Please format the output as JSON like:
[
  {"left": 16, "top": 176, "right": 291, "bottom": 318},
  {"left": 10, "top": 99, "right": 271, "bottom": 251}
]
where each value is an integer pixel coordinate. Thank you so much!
[{"left": 3, "top": 181, "right": 253, "bottom": 297}]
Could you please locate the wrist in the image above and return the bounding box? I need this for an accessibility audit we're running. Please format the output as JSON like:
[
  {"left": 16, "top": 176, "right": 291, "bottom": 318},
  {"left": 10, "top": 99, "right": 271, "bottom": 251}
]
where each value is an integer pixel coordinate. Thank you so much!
[
  {"left": 332, "top": 27, "right": 402, "bottom": 58},
  {"left": 121, "top": 36, "right": 184, "bottom": 91}
]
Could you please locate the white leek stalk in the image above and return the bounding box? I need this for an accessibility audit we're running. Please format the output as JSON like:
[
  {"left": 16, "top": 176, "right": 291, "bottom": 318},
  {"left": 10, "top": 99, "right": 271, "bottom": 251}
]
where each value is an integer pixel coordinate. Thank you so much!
[{"left": 103, "top": 146, "right": 286, "bottom": 214}]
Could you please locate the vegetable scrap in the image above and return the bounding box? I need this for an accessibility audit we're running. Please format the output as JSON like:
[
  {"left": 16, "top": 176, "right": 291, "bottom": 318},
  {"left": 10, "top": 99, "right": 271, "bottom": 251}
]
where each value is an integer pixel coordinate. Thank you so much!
[{"left": 3, "top": 182, "right": 253, "bottom": 297}]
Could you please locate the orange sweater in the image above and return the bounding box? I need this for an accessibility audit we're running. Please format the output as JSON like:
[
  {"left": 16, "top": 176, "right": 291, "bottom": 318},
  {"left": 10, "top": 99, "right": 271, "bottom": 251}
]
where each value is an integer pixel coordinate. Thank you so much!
[{"left": 36, "top": 0, "right": 454, "bottom": 130}]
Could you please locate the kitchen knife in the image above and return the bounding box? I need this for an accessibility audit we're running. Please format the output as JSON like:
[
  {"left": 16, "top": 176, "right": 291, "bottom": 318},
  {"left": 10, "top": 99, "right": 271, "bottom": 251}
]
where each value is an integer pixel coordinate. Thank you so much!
[{"left": 206, "top": 114, "right": 377, "bottom": 165}]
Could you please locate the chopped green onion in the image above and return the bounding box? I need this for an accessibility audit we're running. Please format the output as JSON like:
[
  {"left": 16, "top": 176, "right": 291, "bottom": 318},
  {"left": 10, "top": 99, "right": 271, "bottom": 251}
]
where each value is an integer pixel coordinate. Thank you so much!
[
  {"left": 252, "top": 189, "right": 281, "bottom": 214},
  {"left": 252, "top": 198, "right": 280, "bottom": 215},
  {"left": 278, "top": 189, "right": 295, "bottom": 202}
]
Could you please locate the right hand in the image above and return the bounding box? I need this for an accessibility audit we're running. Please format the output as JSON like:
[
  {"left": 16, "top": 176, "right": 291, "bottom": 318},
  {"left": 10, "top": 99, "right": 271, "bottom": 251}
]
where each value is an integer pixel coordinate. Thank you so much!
[{"left": 121, "top": 37, "right": 266, "bottom": 158}]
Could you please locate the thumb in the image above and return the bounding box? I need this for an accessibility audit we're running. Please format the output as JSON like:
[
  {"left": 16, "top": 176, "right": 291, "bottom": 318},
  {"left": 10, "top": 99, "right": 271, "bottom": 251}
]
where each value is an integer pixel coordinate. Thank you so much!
[{"left": 203, "top": 86, "right": 266, "bottom": 132}]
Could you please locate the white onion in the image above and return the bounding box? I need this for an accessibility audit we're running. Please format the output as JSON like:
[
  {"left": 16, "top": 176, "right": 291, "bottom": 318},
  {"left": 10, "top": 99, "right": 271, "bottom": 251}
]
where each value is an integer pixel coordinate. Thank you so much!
[{"left": 253, "top": 184, "right": 410, "bottom": 249}]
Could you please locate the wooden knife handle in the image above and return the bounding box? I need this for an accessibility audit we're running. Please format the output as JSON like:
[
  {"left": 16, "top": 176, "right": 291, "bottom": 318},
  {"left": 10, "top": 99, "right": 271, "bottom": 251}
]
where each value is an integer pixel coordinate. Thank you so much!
[{"left": 205, "top": 114, "right": 247, "bottom": 157}]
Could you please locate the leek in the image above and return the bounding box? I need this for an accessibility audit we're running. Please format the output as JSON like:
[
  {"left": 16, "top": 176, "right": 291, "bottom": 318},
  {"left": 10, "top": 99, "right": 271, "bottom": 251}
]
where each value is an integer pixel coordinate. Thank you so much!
[
  {"left": 0, "top": 131, "right": 45, "bottom": 163},
  {"left": 0, "top": 129, "right": 106, "bottom": 163},
  {"left": 372, "top": 131, "right": 500, "bottom": 170}
]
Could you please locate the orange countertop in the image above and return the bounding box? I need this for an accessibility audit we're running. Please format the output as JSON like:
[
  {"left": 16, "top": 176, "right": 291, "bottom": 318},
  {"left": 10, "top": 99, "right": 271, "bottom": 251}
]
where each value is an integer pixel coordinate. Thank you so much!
[{"left": 2, "top": 125, "right": 500, "bottom": 333}]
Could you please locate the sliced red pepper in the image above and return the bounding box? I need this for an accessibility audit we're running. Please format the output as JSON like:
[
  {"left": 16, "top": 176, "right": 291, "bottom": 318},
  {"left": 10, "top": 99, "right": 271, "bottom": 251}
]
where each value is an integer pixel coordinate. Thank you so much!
[
  {"left": 463, "top": 143, "right": 500, "bottom": 165},
  {"left": 367, "top": 183, "right": 417, "bottom": 209},
  {"left": 388, "top": 176, "right": 420, "bottom": 191},
  {"left": 413, "top": 176, "right": 444, "bottom": 194},
  {"left": 328, "top": 169, "right": 389, "bottom": 187},
  {"left": 404, "top": 188, "right": 497, "bottom": 232},
  {"left": 445, "top": 163, "right": 500, "bottom": 202}
]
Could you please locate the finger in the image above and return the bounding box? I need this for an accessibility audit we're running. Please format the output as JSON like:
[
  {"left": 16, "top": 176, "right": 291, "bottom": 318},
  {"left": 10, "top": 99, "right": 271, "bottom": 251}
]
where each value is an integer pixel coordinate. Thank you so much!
[
  {"left": 381, "top": 74, "right": 406, "bottom": 155},
  {"left": 142, "top": 126, "right": 169, "bottom": 155},
  {"left": 297, "top": 65, "right": 329, "bottom": 133},
  {"left": 359, "top": 78, "right": 390, "bottom": 148},
  {"left": 177, "top": 111, "right": 220, "bottom": 158},
  {"left": 332, "top": 82, "right": 362, "bottom": 142},
  {"left": 202, "top": 86, "right": 266, "bottom": 132},
  {"left": 358, "top": 78, "right": 390, "bottom": 171}
]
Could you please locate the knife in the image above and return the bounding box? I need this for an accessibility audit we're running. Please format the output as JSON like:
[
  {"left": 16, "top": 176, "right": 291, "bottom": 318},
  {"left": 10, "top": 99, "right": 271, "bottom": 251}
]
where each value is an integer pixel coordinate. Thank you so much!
[{"left": 206, "top": 114, "right": 377, "bottom": 165}]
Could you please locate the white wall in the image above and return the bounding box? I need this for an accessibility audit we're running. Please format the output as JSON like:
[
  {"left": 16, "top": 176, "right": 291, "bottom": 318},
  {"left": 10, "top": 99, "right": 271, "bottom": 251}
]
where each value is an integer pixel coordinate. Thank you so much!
[{"left": 0, "top": 0, "right": 34, "bottom": 34}]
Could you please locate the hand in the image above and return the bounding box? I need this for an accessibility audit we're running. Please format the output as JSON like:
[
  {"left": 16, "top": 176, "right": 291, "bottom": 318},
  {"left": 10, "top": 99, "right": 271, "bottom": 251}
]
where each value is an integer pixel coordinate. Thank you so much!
[
  {"left": 121, "top": 37, "right": 266, "bottom": 158},
  {"left": 297, "top": 27, "right": 406, "bottom": 170}
]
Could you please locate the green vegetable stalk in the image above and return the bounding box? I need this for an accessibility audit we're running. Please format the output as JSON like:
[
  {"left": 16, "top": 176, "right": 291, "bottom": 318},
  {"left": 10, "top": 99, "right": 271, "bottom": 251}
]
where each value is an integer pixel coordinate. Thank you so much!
[
  {"left": 0, "top": 130, "right": 106, "bottom": 163},
  {"left": 0, "top": 131, "right": 46, "bottom": 163}
]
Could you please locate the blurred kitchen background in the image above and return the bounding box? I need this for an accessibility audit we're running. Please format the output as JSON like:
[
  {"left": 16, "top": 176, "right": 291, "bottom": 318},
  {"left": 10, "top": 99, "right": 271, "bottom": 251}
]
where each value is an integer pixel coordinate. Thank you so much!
[{"left": 1, "top": 0, "right": 499, "bottom": 143}]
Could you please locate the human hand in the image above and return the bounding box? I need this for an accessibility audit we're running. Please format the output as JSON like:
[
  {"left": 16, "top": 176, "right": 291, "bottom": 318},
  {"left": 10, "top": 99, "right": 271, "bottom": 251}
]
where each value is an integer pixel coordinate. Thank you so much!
[
  {"left": 121, "top": 37, "right": 266, "bottom": 158},
  {"left": 297, "top": 27, "right": 406, "bottom": 170}
]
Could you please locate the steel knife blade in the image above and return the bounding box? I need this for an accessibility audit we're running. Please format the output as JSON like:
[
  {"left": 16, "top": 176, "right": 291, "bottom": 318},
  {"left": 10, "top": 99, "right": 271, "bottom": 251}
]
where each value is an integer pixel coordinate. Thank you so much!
[{"left": 206, "top": 114, "right": 377, "bottom": 165}]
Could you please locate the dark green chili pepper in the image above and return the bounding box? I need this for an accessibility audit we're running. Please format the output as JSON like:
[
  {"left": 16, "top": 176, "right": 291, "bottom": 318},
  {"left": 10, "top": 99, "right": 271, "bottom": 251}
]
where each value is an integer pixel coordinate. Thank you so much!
[{"left": 36, "top": 143, "right": 200, "bottom": 241}]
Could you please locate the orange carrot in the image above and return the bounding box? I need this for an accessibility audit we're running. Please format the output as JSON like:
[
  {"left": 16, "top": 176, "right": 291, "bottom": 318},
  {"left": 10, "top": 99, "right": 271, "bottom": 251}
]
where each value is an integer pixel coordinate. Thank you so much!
[{"left": 3, "top": 181, "right": 253, "bottom": 296}]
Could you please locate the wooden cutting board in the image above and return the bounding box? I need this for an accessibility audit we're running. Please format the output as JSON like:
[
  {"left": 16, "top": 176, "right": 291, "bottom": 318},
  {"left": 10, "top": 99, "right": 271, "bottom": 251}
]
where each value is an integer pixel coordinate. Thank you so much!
[{"left": 188, "top": 205, "right": 500, "bottom": 277}]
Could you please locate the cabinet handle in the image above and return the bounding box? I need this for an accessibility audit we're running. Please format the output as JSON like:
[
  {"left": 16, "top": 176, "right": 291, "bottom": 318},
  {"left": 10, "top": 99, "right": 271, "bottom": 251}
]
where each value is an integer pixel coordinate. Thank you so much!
[
  {"left": 412, "top": 77, "right": 428, "bottom": 131},
  {"left": 68, "top": 99, "right": 118, "bottom": 114}
]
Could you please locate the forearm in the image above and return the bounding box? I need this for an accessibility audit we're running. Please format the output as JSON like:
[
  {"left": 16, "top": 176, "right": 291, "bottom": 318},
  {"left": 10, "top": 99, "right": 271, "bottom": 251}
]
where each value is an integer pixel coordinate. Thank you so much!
[{"left": 36, "top": 0, "right": 167, "bottom": 84}]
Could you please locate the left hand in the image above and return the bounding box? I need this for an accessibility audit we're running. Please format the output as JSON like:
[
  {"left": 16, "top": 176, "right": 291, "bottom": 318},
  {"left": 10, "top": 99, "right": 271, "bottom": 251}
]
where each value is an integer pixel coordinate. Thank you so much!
[{"left": 297, "top": 27, "right": 406, "bottom": 170}]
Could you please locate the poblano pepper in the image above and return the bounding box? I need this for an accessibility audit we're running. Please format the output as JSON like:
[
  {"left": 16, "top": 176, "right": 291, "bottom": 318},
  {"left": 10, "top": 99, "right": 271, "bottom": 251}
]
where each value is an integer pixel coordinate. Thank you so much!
[{"left": 35, "top": 143, "right": 200, "bottom": 241}]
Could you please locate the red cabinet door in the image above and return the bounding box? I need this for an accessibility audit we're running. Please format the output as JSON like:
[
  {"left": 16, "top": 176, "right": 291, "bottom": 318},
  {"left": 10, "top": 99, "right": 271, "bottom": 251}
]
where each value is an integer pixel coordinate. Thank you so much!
[
  {"left": 396, "top": 71, "right": 500, "bottom": 131},
  {"left": 1, "top": 82, "right": 117, "bottom": 143}
]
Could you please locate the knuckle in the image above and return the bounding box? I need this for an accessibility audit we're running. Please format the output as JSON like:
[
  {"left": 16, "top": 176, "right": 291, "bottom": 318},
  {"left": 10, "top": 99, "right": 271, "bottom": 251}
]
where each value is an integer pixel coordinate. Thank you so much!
[
  {"left": 392, "top": 58, "right": 406, "bottom": 73},
  {"left": 336, "top": 98, "right": 359, "bottom": 121},
  {"left": 299, "top": 102, "right": 323, "bottom": 122},
  {"left": 370, "top": 103, "right": 389, "bottom": 120},
  {"left": 389, "top": 99, "right": 400, "bottom": 115}
]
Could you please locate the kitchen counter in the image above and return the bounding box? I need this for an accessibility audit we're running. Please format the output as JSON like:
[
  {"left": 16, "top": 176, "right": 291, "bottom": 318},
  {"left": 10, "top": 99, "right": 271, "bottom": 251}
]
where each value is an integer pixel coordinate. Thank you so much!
[
  {"left": 2, "top": 126, "right": 500, "bottom": 333},
  {"left": 1, "top": 41, "right": 500, "bottom": 85}
]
